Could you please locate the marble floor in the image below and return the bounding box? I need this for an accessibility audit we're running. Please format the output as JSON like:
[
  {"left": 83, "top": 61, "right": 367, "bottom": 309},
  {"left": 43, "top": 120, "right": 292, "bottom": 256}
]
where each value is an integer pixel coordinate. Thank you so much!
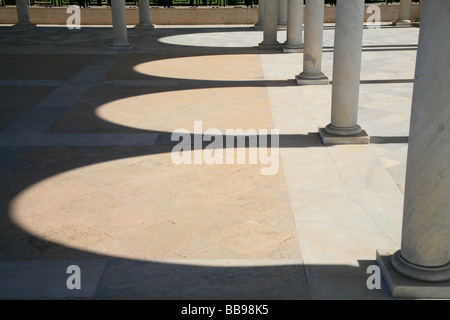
[{"left": 0, "top": 24, "right": 419, "bottom": 299}]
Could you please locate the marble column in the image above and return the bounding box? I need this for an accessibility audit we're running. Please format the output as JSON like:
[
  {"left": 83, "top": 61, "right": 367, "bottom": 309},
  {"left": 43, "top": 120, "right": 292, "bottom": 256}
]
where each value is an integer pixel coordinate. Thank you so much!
[
  {"left": 320, "top": 0, "right": 368, "bottom": 144},
  {"left": 278, "top": 0, "right": 288, "bottom": 29},
  {"left": 414, "top": 0, "right": 422, "bottom": 24},
  {"left": 283, "top": 0, "right": 304, "bottom": 53},
  {"left": 255, "top": 0, "right": 264, "bottom": 30},
  {"left": 108, "top": 0, "right": 132, "bottom": 50},
  {"left": 259, "top": 0, "right": 280, "bottom": 50},
  {"left": 377, "top": 1, "right": 450, "bottom": 298},
  {"left": 393, "top": 0, "right": 412, "bottom": 26},
  {"left": 13, "top": 0, "right": 36, "bottom": 30},
  {"left": 135, "top": 0, "right": 154, "bottom": 29},
  {"left": 393, "top": 0, "right": 450, "bottom": 283},
  {"left": 296, "top": 0, "right": 329, "bottom": 85}
]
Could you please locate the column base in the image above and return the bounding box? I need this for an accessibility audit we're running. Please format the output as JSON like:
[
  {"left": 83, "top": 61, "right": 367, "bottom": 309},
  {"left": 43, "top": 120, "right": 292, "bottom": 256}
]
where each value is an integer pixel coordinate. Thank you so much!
[
  {"left": 318, "top": 126, "right": 369, "bottom": 145},
  {"left": 296, "top": 72, "right": 329, "bottom": 85},
  {"left": 391, "top": 250, "right": 450, "bottom": 282},
  {"left": 258, "top": 41, "right": 281, "bottom": 50},
  {"left": 392, "top": 20, "right": 413, "bottom": 27},
  {"left": 134, "top": 23, "right": 155, "bottom": 30},
  {"left": 107, "top": 42, "right": 133, "bottom": 51},
  {"left": 282, "top": 45, "right": 304, "bottom": 53},
  {"left": 277, "top": 24, "right": 287, "bottom": 30},
  {"left": 377, "top": 250, "right": 450, "bottom": 299},
  {"left": 12, "top": 22, "right": 36, "bottom": 31}
]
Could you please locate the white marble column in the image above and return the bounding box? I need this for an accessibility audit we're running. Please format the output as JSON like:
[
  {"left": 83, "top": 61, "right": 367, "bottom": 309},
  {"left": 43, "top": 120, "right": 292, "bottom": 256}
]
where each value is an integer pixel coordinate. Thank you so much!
[
  {"left": 255, "top": 0, "right": 264, "bottom": 30},
  {"left": 135, "top": 0, "right": 154, "bottom": 29},
  {"left": 283, "top": 0, "right": 303, "bottom": 53},
  {"left": 108, "top": 0, "right": 132, "bottom": 50},
  {"left": 296, "top": 0, "right": 328, "bottom": 85},
  {"left": 321, "top": 0, "right": 367, "bottom": 143},
  {"left": 394, "top": 0, "right": 412, "bottom": 26},
  {"left": 278, "top": 0, "right": 288, "bottom": 28},
  {"left": 13, "top": 0, "right": 36, "bottom": 30},
  {"left": 259, "top": 0, "right": 280, "bottom": 50},
  {"left": 389, "top": 0, "right": 450, "bottom": 283}
]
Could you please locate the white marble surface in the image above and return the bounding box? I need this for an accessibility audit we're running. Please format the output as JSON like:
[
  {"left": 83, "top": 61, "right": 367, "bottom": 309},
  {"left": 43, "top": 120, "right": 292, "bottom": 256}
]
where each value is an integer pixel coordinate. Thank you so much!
[
  {"left": 398, "top": 0, "right": 450, "bottom": 271},
  {"left": 285, "top": 0, "right": 303, "bottom": 49},
  {"left": 299, "top": 0, "right": 326, "bottom": 77},
  {"left": 328, "top": 0, "right": 365, "bottom": 133}
]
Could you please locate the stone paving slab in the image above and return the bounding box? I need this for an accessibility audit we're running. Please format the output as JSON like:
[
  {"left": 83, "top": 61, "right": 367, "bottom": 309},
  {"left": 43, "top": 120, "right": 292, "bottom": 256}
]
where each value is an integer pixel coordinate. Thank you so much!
[
  {"left": 94, "top": 259, "right": 308, "bottom": 300},
  {"left": 0, "top": 25, "right": 422, "bottom": 299},
  {"left": 0, "top": 260, "right": 107, "bottom": 299}
]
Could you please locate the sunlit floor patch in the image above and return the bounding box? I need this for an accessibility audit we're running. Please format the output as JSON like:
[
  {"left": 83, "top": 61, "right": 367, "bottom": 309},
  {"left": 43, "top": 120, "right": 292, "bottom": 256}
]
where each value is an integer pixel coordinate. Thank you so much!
[
  {"left": 94, "top": 86, "right": 274, "bottom": 133},
  {"left": 158, "top": 31, "right": 268, "bottom": 48},
  {"left": 7, "top": 147, "right": 300, "bottom": 261},
  {"left": 132, "top": 54, "right": 265, "bottom": 81}
]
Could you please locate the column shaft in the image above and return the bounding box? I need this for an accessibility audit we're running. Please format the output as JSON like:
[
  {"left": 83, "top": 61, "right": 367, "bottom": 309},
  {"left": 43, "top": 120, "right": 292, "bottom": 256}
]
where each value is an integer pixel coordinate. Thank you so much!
[
  {"left": 278, "top": 0, "right": 288, "bottom": 28},
  {"left": 136, "top": 0, "right": 154, "bottom": 29},
  {"left": 325, "top": 0, "right": 365, "bottom": 136},
  {"left": 14, "top": 0, "right": 35, "bottom": 29},
  {"left": 259, "top": 0, "right": 280, "bottom": 49},
  {"left": 395, "top": 0, "right": 412, "bottom": 24},
  {"left": 415, "top": 0, "right": 423, "bottom": 23},
  {"left": 284, "top": 0, "right": 303, "bottom": 52},
  {"left": 296, "top": 0, "right": 328, "bottom": 84},
  {"left": 255, "top": 0, "right": 264, "bottom": 28},
  {"left": 392, "top": 0, "right": 450, "bottom": 282},
  {"left": 109, "top": 0, "right": 132, "bottom": 50}
]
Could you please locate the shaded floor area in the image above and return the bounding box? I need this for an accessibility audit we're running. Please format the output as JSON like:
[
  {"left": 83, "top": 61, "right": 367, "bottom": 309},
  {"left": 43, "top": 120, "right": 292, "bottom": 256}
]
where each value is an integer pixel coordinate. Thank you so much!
[{"left": 0, "top": 24, "right": 419, "bottom": 299}]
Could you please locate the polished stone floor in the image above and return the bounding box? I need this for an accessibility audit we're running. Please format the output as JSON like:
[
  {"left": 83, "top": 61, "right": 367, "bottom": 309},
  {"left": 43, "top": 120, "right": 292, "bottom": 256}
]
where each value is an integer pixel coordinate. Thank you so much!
[{"left": 0, "top": 24, "right": 419, "bottom": 299}]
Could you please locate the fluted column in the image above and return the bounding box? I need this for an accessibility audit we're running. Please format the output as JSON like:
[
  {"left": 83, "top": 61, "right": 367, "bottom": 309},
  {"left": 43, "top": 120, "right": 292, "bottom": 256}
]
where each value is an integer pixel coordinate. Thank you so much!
[
  {"left": 278, "top": 0, "right": 288, "bottom": 29},
  {"left": 283, "top": 0, "right": 304, "bottom": 53},
  {"left": 296, "top": 0, "right": 328, "bottom": 85},
  {"left": 255, "top": 0, "right": 264, "bottom": 30},
  {"left": 135, "top": 0, "right": 154, "bottom": 29},
  {"left": 13, "top": 0, "right": 36, "bottom": 30},
  {"left": 259, "top": 0, "right": 280, "bottom": 50},
  {"left": 108, "top": 0, "right": 132, "bottom": 50},
  {"left": 393, "top": 0, "right": 412, "bottom": 26},
  {"left": 320, "top": 0, "right": 368, "bottom": 144}
]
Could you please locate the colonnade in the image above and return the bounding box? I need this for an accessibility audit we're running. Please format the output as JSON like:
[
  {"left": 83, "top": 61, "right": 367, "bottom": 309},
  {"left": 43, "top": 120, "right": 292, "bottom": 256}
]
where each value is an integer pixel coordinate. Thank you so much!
[
  {"left": 10, "top": 0, "right": 450, "bottom": 298},
  {"left": 393, "top": 0, "right": 423, "bottom": 26},
  {"left": 259, "top": 0, "right": 449, "bottom": 298},
  {"left": 13, "top": 0, "right": 152, "bottom": 49}
]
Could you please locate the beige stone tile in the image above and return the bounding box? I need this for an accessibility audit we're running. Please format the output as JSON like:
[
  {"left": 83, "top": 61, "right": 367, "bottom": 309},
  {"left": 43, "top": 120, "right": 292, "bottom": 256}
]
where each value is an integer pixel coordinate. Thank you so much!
[
  {"left": 133, "top": 54, "right": 265, "bottom": 81},
  {"left": 7, "top": 145, "right": 297, "bottom": 260}
]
